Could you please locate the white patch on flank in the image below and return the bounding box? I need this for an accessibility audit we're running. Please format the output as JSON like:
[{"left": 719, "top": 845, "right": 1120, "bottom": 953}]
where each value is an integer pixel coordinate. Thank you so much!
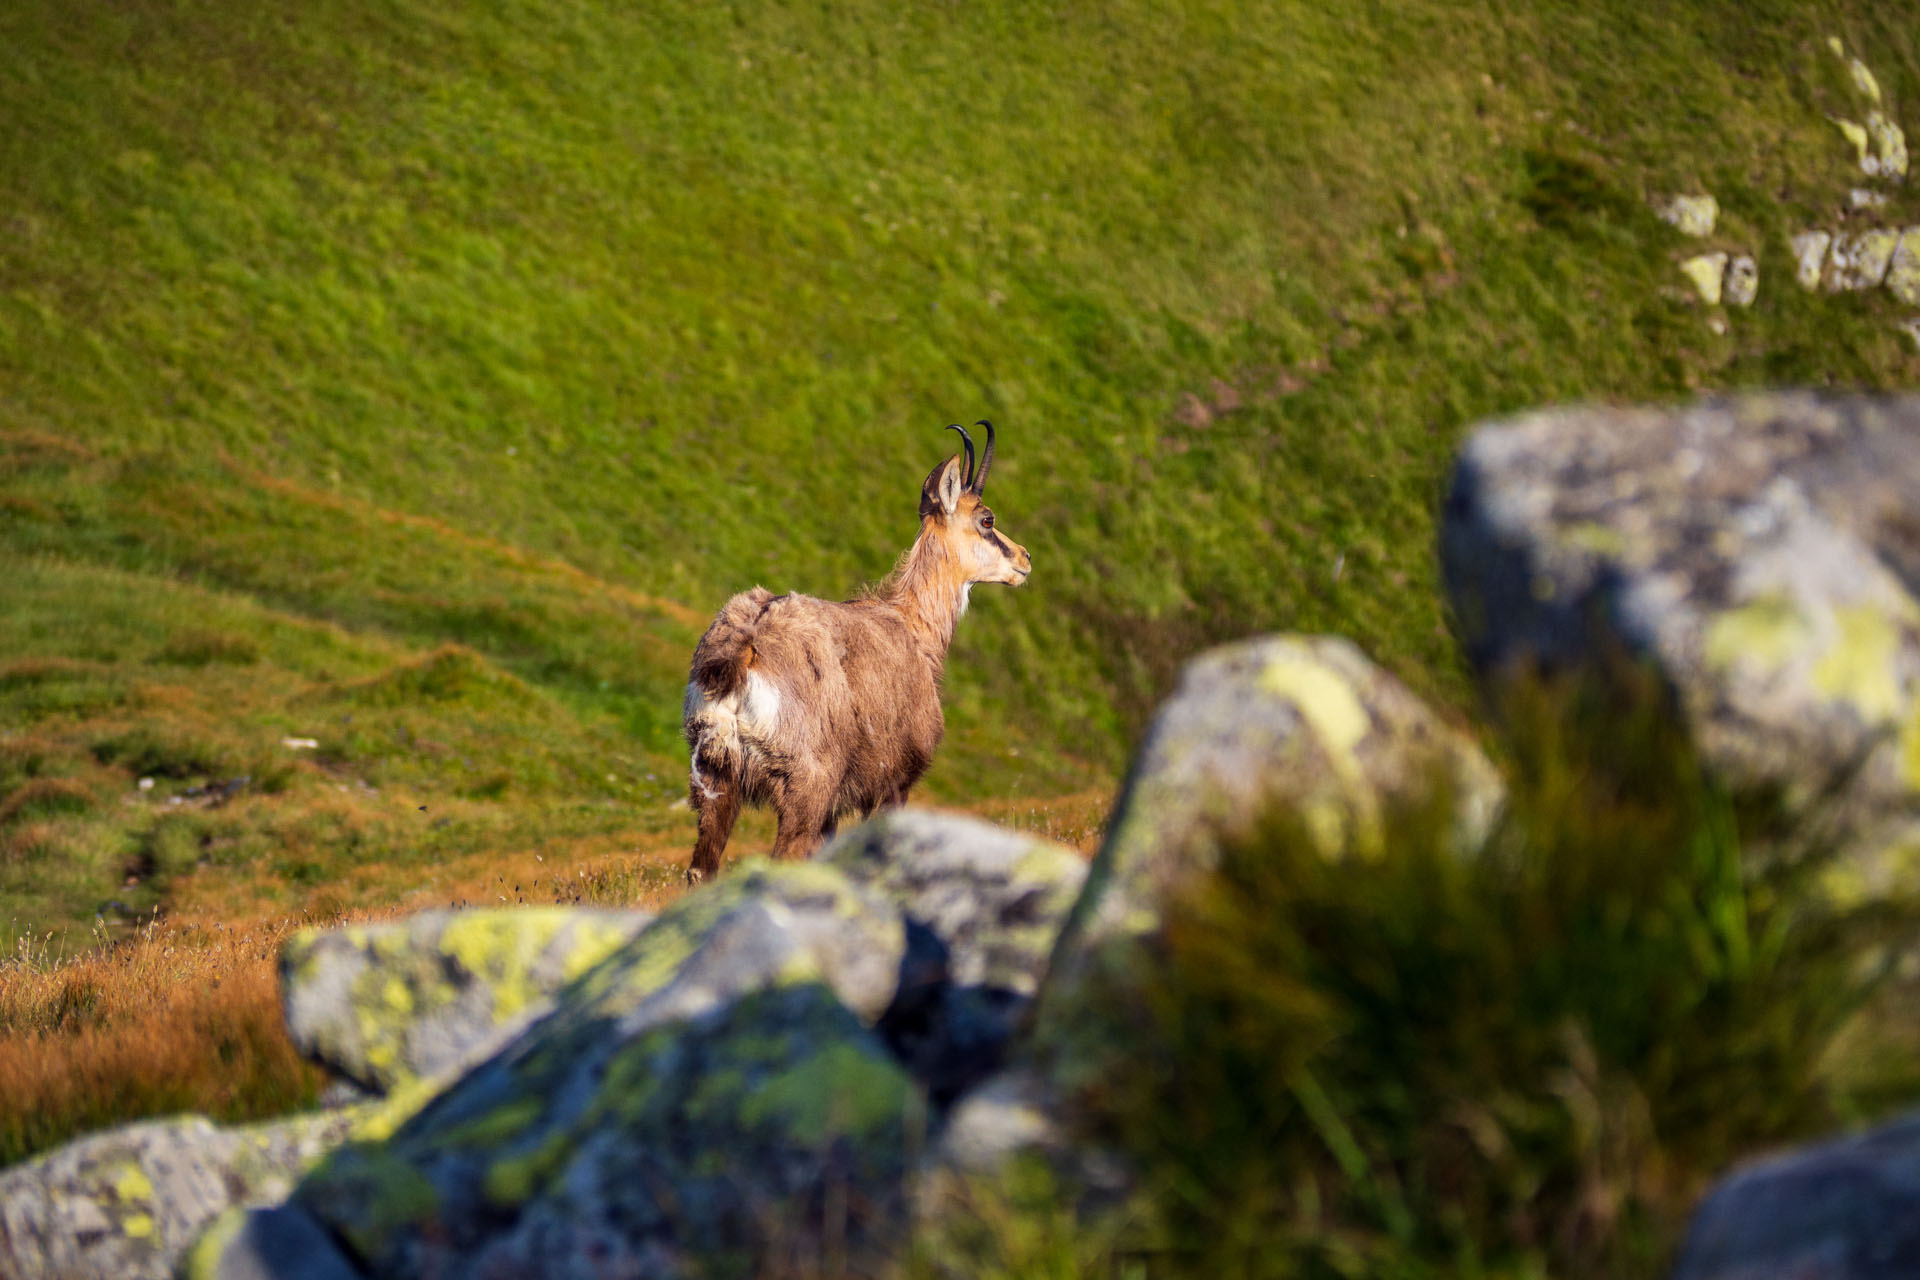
[{"left": 740, "top": 670, "right": 783, "bottom": 731}]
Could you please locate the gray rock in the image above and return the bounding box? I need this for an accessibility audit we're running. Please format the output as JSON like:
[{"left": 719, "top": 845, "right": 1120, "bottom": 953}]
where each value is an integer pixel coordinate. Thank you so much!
[
  {"left": 1442, "top": 393, "right": 1920, "bottom": 882},
  {"left": 1674, "top": 1110, "right": 1920, "bottom": 1280},
  {"left": 929, "top": 635, "right": 1500, "bottom": 1209},
  {"left": 824, "top": 809, "right": 1085, "bottom": 999},
  {"left": 288, "top": 859, "right": 917, "bottom": 1278},
  {"left": 1826, "top": 229, "right": 1898, "bottom": 291},
  {"left": 0, "top": 1111, "right": 356, "bottom": 1280},
  {"left": 824, "top": 810, "right": 1087, "bottom": 1102},
  {"left": 1794, "top": 231, "right": 1834, "bottom": 289},
  {"left": 1724, "top": 255, "right": 1759, "bottom": 307},
  {"left": 282, "top": 907, "right": 653, "bottom": 1095}
]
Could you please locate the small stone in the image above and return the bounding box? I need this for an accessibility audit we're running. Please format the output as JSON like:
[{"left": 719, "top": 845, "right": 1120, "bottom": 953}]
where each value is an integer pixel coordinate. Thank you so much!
[
  {"left": 137, "top": 777, "right": 154, "bottom": 792},
  {"left": 1793, "top": 230, "right": 1833, "bottom": 289},
  {"left": 1870, "top": 112, "right": 1909, "bottom": 180},
  {"left": 1848, "top": 57, "right": 1883, "bottom": 104},
  {"left": 1724, "top": 255, "right": 1759, "bottom": 307},
  {"left": 1681, "top": 253, "right": 1729, "bottom": 304},
  {"left": 1655, "top": 194, "right": 1719, "bottom": 237},
  {"left": 1825, "top": 229, "right": 1899, "bottom": 291},
  {"left": 279, "top": 738, "right": 318, "bottom": 750},
  {"left": 1707, "top": 313, "right": 1728, "bottom": 335},
  {"left": 1886, "top": 230, "right": 1920, "bottom": 306},
  {"left": 1834, "top": 117, "right": 1878, "bottom": 174},
  {"left": 1849, "top": 187, "right": 1890, "bottom": 209}
]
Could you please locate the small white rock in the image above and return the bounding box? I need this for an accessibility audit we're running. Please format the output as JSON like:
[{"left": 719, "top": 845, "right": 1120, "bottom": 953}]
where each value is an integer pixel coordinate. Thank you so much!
[
  {"left": 1886, "top": 229, "right": 1920, "bottom": 306},
  {"left": 1869, "top": 111, "right": 1909, "bottom": 180},
  {"left": 1849, "top": 187, "right": 1890, "bottom": 209},
  {"left": 1654, "top": 194, "right": 1719, "bottom": 237},
  {"left": 281, "top": 737, "right": 319, "bottom": 750},
  {"left": 1792, "top": 231, "right": 1832, "bottom": 289},
  {"left": 137, "top": 777, "right": 155, "bottom": 792},
  {"left": 1724, "top": 255, "right": 1759, "bottom": 307},
  {"left": 1681, "top": 252, "right": 1729, "bottom": 304},
  {"left": 1827, "top": 228, "right": 1900, "bottom": 291}
]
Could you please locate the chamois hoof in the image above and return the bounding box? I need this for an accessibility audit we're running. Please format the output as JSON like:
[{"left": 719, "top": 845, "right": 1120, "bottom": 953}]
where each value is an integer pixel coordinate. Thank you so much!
[{"left": 684, "top": 865, "right": 710, "bottom": 888}]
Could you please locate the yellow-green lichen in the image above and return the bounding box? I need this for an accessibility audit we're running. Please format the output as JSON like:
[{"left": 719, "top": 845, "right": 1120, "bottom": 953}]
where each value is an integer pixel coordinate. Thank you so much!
[
  {"left": 1812, "top": 605, "right": 1904, "bottom": 722},
  {"left": 113, "top": 1163, "right": 153, "bottom": 1203},
  {"left": 182, "top": 1207, "right": 248, "bottom": 1280},
  {"left": 437, "top": 1097, "right": 546, "bottom": 1148},
  {"left": 1905, "top": 708, "right": 1920, "bottom": 793},
  {"left": 480, "top": 1130, "right": 575, "bottom": 1206},
  {"left": 1558, "top": 521, "right": 1629, "bottom": 557},
  {"left": 1259, "top": 653, "right": 1369, "bottom": 764},
  {"left": 439, "top": 910, "right": 571, "bottom": 1020},
  {"left": 348, "top": 1073, "right": 447, "bottom": 1143},
  {"left": 1704, "top": 594, "right": 1811, "bottom": 675},
  {"left": 739, "top": 1042, "right": 910, "bottom": 1147},
  {"left": 122, "top": 1212, "right": 154, "bottom": 1238},
  {"left": 559, "top": 918, "right": 637, "bottom": 982}
]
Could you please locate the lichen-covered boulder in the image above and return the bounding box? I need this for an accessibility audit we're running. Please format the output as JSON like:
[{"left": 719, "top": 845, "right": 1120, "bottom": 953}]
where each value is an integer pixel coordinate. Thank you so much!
[
  {"left": 928, "top": 635, "right": 1500, "bottom": 1208},
  {"left": 282, "top": 907, "right": 653, "bottom": 1095},
  {"left": 1442, "top": 393, "right": 1920, "bottom": 881},
  {"left": 1049, "top": 635, "right": 1498, "bottom": 978},
  {"left": 0, "top": 1110, "right": 357, "bottom": 1280},
  {"left": 286, "top": 859, "right": 915, "bottom": 1278},
  {"left": 1674, "top": 1110, "right": 1920, "bottom": 1280},
  {"left": 823, "top": 809, "right": 1088, "bottom": 1101}
]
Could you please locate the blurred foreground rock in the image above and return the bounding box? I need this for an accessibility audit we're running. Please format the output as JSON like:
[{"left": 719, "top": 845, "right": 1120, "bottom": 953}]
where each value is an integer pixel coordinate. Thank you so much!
[
  {"left": 1675, "top": 1110, "right": 1920, "bottom": 1280},
  {"left": 0, "top": 1111, "right": 356, "bottom": 1280},
  {"left": 1444, "top": 392, "right": 1920, "bottom": 885},
  {"left": 282, "top": 906, "right": 653, "bottom": 1095},
  {"left": 931, "top": 634, "right": 1501, "bottom": 1210}
]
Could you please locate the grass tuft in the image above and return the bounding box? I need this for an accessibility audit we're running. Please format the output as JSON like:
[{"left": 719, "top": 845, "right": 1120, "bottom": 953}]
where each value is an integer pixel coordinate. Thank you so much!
[{"left": 1071, "top": 674, "right": 1917, "bottom": 1278}]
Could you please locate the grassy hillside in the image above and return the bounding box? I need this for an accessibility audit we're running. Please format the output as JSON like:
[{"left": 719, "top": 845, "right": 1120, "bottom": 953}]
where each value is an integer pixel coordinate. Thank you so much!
[{"left": 3, "top": 0, "right": 1920, "bottom": 1162}]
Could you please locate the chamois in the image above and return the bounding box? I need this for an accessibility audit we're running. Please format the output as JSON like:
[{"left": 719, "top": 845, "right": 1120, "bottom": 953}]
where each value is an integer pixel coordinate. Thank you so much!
[{"left": 682, "top": 421, "right": 1031, "bottom": 883}]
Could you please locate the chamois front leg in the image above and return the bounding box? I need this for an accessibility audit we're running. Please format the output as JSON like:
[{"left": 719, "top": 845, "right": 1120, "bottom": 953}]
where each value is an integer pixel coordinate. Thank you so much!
[{"left": 686, "top": 773, "right": 742, "bottom": 885}]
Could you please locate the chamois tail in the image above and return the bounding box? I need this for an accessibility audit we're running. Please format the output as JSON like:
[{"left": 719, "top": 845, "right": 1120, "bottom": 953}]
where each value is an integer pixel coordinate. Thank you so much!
[{"left": 688, "top": 586, "right": 773, "bottom": 699}]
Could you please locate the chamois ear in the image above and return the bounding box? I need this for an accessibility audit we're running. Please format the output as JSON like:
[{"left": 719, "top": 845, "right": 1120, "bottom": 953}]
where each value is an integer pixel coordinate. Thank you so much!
[{"left": 919, "top": 454, "right": 967, "bottom": 518}]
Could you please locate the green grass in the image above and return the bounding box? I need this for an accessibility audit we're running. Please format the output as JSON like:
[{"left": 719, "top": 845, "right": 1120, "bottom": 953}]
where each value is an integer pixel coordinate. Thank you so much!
[{"left": 3, "top": 0, "right": 1920, "bottom": 1021}]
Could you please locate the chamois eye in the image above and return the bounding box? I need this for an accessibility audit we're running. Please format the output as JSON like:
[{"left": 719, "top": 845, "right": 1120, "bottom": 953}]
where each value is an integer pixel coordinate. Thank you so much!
[{"left": 978, "top": 512, "right": 994, "bottom": 531}]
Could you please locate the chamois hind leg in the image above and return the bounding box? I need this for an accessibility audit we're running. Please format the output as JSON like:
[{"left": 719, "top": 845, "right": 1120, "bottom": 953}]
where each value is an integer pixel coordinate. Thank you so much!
[
  {"left": 686, "top": 773, "right": 742, "bottom": 886},
  {"left": 770, "top": 785, "right": 834, "bottom": 862}
]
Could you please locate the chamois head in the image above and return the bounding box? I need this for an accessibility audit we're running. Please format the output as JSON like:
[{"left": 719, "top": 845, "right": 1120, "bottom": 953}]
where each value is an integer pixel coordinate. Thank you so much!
[{"left": 918, "top": 420, "right": 1031, "bottom": 588}]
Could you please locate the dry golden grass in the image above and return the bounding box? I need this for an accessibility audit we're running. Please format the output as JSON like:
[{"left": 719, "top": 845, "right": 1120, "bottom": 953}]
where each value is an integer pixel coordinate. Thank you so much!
[{"left": 0, "top": 790, "right": 1107, "bottom": 1168}]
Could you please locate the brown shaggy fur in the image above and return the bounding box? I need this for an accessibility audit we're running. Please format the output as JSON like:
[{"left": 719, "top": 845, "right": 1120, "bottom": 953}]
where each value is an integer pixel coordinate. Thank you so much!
[{"left": 682, "top": 449, "right": 1030, "bottom": 881}]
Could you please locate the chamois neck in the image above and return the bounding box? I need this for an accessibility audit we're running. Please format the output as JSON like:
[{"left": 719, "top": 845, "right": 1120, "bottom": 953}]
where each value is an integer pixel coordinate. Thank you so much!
[{"left": 875, "top": 526, "right": 970, "bottom": 656}]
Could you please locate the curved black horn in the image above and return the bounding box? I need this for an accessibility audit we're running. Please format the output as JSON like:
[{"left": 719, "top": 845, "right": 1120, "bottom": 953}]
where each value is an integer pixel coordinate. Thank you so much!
[
  {"left": 945, "top": 423, "right": 976, "bottom": 487},
  {"left": 971, "top": 419, "right": 996, "bottom": 493}
]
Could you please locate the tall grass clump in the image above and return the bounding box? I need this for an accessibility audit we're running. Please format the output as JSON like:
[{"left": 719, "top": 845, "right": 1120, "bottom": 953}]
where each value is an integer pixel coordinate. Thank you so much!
[{"left": 1092, "top": 672, "right": 1916, "bottom": 1278}]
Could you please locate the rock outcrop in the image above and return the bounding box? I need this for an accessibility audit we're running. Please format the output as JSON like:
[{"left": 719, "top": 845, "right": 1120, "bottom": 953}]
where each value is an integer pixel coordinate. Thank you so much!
[
  {"left": 283, "top": 906, "right": 654, "bottom": 1095},
  {"left": 1443, "top": 392, "right": 1920, "bottom": 885},
  {"left": 932, "top": 634, "right": 1501, "bottom": 1207},
  {"left": 0, "top": 1111, "right": 358, "bottom": 1280}
]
